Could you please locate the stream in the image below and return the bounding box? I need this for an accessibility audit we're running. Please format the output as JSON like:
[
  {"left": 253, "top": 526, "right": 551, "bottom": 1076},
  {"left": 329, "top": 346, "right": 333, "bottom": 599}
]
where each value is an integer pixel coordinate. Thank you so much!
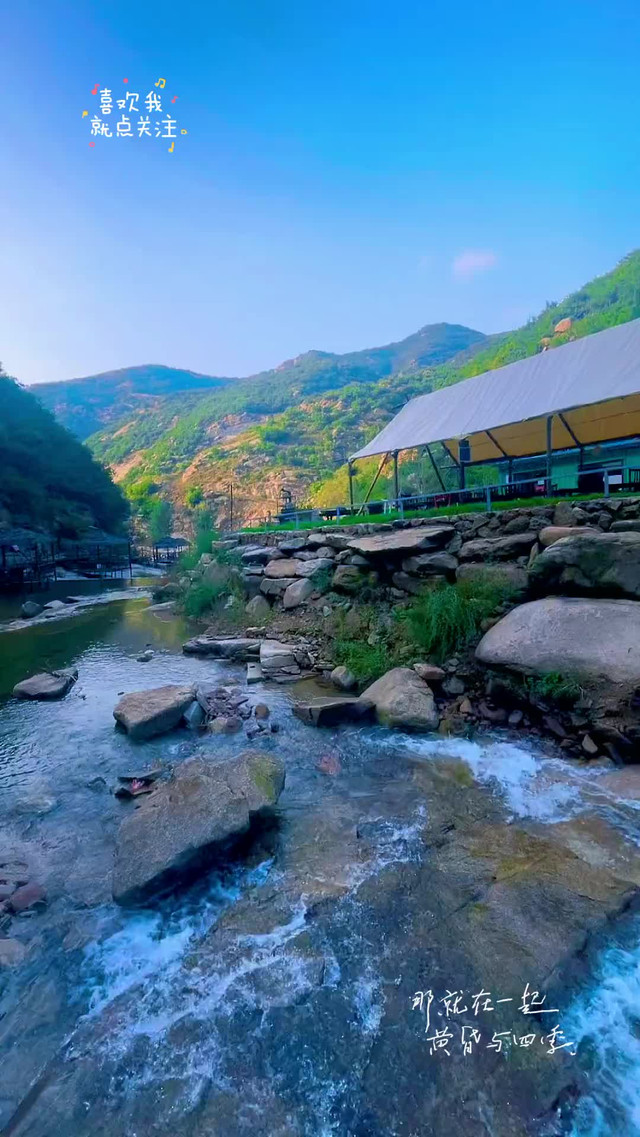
[{"left": 0, "top": 592, "right": 639, "bottom": 1136}]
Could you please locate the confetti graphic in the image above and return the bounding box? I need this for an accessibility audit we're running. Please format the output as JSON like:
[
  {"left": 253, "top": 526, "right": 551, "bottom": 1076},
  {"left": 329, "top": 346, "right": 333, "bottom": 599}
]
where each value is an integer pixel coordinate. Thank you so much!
[{"left": 83, "top": 78, "right": 188, "bottom": 153}]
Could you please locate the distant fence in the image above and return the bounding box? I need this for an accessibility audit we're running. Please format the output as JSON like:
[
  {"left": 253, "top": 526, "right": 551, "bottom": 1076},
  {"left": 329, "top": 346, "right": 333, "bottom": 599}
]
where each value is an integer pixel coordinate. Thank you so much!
[{"left": 238, "top": 466, "right": 640, "bottom": 532}]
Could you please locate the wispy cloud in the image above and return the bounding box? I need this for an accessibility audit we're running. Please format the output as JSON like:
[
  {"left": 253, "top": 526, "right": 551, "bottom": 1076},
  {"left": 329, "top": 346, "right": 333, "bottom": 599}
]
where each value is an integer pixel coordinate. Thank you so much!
[{"left": 452, "top": 249, "right": 498, "bottom": 280}]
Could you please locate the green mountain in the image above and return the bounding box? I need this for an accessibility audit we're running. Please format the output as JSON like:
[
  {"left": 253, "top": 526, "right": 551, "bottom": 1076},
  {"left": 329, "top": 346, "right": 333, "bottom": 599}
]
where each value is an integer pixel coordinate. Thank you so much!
[
  {"left": 30, "top": 250, "right": 640, "bottom": 530},
  {"left": 0, "top": 371, "right": 128, "bottom": 537},
  {"left": 33, "top": 364, "right": 233, "bottom": 441}
]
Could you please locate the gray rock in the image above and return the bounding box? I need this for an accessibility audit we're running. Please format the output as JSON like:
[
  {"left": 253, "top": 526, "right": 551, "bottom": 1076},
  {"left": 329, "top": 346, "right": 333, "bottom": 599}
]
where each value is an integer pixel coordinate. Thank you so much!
[
  {"left": 283, "top": 578, "right": 314, "bottom": 609},
  {"left": 362, "top": 667, "right": 439, "bottom": 731},
  {"left": 245, "top": 594, "right": 271, "bottom": 621},
  {"left": 401, "top": 552, "right": 458, "bottom": 577},
  {"left": 20, "top": 601, "right": 43, "bottom": 619},
  {"left": 530, "top": 531, "right": 640, "bottom": 599},
  {"left": 292, "top": 697, "right": 375, "bottom": 727},
  {"left": 260, "top": 577, "right": 296, "bottom": 597},
  {"left": 136, "top": 649, "right": 154, "bottom": 662},
  {"left": 391, "top": 572, "right": 430, "bottom": 595},
  {"left": 347, "top": 527, "right": 454, "bottom": 557},
  {"left": 295, "top": 558, "right": 334, "bottom": 578},
  {"left": 113, "top": 684, "right": 196, "bottom": 740},
  {"left": 183, "top": 636, "right": 261, "bottom": 659},
  {"left": 278, "top": 537, "right": 308, "bottom": 554},
  {"left": 459, "top": 532, "right": 538, "bottom": 561},
  {"left": 0, "top": 939, "right": 27, "bottom": 968},
  {"left": 413, "top": 662, "right": 446, "bottom": 685},
  {"left": 553, "top": 501, "right": 578, "bottom": 527},
  {"left": 112, "top": 751, "right": 286, "bottom": 906},
  {"left": 13, "top": 667, "right": 78, "bottom": 700},
  {"left": 538, "top": 526, "right": 599, "bottom": 548},
  {"left": 43, "top": 599, "right": 66, "bottom": 611},
  {"left": 330, "top": 665, "right": 357, "bottom": 691},
  {"left": 241, "top": 546, "right": 279, "bottom": 564},
  {"left": 332, "top": 564, "right": 366, "bottom": 592},
  {"left": 264, "top": 558, "right": 304, "bottom": 579},
  {"left": 260, "top": 640, "right": 297, "bottom": 673},
  {"left": 476, "top": 596, "right": 640, "bottom": 686},
  {"left": 442, "top": 675, "right": 465, "bottom": 696},
  {"left": 610, "top": 520, "right": 640, "bottom": 532},
  {"left": 455, "top": 561, "right": 528, "bottom": 594}
]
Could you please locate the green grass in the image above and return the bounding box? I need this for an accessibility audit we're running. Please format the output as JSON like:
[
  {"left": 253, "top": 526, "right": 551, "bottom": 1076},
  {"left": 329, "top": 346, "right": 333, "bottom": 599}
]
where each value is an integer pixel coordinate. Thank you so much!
[
  {"left": 523, "top": 672, "right": 583, "bottom": 708},
  {"left": 182, "top": 582, "right": 223, "bottom": 618},
  {"left": 396, "top": 576, "right": 518, "bottom": 664},
  {"left": 238, "top": 492, "right": 616, "bottom": 535}
]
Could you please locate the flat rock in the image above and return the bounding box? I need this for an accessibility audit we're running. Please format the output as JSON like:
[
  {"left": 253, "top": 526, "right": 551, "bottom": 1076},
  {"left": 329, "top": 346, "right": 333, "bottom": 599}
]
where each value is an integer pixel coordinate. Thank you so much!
[
  {"left": 530, "top": 531, "right": 640, "bottom": 599},
  {"left": 610, "top": 519, "right": 640, "bottom": 532},
  {"left": 182, "top": 636, "right": 261, "bottom": 659},
  {"left": 264, "top": 558, "right": 304, "bottom": 578},
  {"left": 260, "top": 640, "right": 297, "bottom": 673},
  {"left": 362, "top": 667, "right": 439, "bottom": 730},
  {"left": 12, "top": 667, "right": 78, "bottom": 700},
  {"left": 260, "top": 577, "right": 296, "bottom": 597},
  {"left": 413, "top": 662, "right": 446, "bottom": 685},
  {"left": 241, "top": 546, "right": 280, "bottom": 564},
  {"left": 112, "top": 751, "right": 285, "bottom": 906},
  {"left": 459, "top": 532, "right": 538, "bottom": 561},
  {"left": 113, "top": 684, "right": 196, "bottom": 740},
  {"left": 476, "top": 596, "right": 640, "bottom": 686},
  {"left": 347, "top": 527, "right": 453, "bottom": 557},
  {"left": 9, "top": 882, "right": 46, "bottom": 913},
  {"left": 246, "top": 662, "right": 263, "bottom": 684},
  {"left": 292, "top": 697, "right": 375, "bottom": 727}
]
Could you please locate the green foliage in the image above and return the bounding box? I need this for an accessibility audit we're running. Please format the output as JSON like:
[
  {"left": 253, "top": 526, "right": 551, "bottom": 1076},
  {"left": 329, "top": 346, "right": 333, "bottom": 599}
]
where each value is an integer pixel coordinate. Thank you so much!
[
  {"left": 148, "top": 499, "right": 173, "bottom": 542},
  {"left": 397, "top": 577, "right": 518, "bottom": 663},
  {"left": 0, "top": 372, "right": 128, "bottom": 536},
  {"left": 181, "top": 582, "right": 221, "bottom": 618},
  {"left": 334, "top": 638, "right": 393, "bottom": 683},
  {"left": 522, "top": 672, "right": 582, "bottom": 708},
  {"left": 185, "top": 485, "right": 204, "bottom": 507}
]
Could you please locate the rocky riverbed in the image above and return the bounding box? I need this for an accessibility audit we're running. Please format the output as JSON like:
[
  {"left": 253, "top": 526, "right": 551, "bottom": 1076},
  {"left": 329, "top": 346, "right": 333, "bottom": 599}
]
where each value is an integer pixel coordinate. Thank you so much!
[{"left": 0, "top": 593, "right": 639, "bottom": 1135}]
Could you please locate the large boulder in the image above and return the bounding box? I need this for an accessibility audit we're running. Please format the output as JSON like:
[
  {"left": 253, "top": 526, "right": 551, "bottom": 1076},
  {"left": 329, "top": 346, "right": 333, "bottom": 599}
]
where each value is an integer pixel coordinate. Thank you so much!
[
  {"left": 260, "top": 640, "right": 297, "bottom": 674},
  {"left": 475, "top": 596, "right": 640, "bottom": 686},
  {"left": 112, "top": 751, "right": 285, "bottom": 906},
  {"left": 361, "top": 667, "right": 439, "bottom": 731},
  {"left": 245, "top": 594, "right": 271, "bottom": 621},
  {"left": 241, "top": 546, "right": 282, "bottom": 564},
  {"left": 260, "top": 577, "right": 296, "bottom": 597},
  {"left": 13, "top": 667, "right": 78, "bottom": 700},
  {"left": 264, "top": 558, "right": 303, "bottom": 578},
  {"left": 283, "top": 578, "right": 314, "bottom": 609},
  {"left": 347, "top": 527, "right": 453, "bottom": 557},
  {"left": 459, "top": 532, "right": 537, "bottom": 561},
  {"left": 530, "top": 531, "right": 640, "bottom": 599},
  {"left": 113, "top": 684, "right": 196, "bottom": 740},
  {"left": 182, "top": 636, "right": 261, "bottom": 659}
]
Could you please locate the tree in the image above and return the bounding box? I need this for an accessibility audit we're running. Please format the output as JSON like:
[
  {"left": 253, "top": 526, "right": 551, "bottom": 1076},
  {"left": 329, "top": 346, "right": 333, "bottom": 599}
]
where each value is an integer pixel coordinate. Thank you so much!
[{"left": 148, "top": 499, "right": 173, "bottom": 542}]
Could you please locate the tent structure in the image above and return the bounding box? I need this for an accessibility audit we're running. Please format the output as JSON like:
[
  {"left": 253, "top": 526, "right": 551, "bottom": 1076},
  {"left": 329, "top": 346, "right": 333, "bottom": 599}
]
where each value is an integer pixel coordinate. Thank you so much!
[{"left": 349, "top": 320, "right": 640, "bottom": 493}]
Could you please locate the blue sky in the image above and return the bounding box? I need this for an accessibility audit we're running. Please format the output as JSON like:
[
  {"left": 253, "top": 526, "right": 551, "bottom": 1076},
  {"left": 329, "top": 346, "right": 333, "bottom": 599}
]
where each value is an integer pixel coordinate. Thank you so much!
[{"left": 2, "top": 0, "right": 639, "bottom": 384}]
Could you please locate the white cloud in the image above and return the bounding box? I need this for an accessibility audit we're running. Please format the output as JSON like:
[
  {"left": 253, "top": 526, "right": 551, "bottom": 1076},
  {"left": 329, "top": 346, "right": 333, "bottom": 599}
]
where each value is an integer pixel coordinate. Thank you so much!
[{"left": 452, "top": 249, "right": 498, "bottom": 280}]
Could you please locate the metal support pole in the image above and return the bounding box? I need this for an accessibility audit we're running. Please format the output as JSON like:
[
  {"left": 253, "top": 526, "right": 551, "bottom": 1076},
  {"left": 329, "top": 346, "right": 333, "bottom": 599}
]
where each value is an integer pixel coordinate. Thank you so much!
[
  {"left": 393, "top": 450, "right": 399, "bottom": 504},
  {"left": 459, "top": 459, "right": 466, "bottom": 491},
  {"left": 604, "top": 469, "right": 610, "bottom": 497},
  {"left": 128, "top": 541, "right": 133, "bottom": 580},
  {"left": 425, "top": 444, "right": 446, "bottom": 492},
  {"left": 546, "top": 415, "right": 553, "bottom": 493},
  {"left": 485, "top": 486, "right": 491, "bottom": 512},
  {"left": 348, "top": 460, "right": 355, "bottom": 510}
]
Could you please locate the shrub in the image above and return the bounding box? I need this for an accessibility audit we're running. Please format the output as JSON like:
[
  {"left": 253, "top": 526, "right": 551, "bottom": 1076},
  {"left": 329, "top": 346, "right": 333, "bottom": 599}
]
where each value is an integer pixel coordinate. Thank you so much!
[
  {"left": 334, "top": 638, "right": 393, "bottom": 683},
  {"left": 523, "top": 672, "right": 582, "bottom": 708},
  {"left": 182, "top": 582, "right": 221, "bottom": 618},
  {"left": 396, "top": 576, "right": 518, "bottom": 663}
]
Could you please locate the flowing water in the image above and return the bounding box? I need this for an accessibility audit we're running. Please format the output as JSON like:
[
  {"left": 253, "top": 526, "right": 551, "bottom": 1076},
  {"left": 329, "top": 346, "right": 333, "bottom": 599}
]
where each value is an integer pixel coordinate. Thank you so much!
[{"left": 0, "top": 592, "right": 639, "bottom": 1136}]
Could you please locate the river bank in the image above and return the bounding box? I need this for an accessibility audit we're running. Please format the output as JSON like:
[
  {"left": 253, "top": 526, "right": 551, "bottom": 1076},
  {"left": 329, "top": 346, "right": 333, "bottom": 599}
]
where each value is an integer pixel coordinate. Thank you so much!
[{"left": 0, "top": 594, "right": 639, "bottom": 1135}]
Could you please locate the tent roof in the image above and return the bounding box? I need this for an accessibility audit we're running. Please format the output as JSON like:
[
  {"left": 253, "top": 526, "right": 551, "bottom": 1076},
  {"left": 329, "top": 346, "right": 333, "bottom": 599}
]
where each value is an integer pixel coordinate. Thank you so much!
[
  {"left": 154, "top": 536, "right": 189, "bottom": 548},
  {"left": 351, "top": 318, "right": 640, "bottom": 464}
]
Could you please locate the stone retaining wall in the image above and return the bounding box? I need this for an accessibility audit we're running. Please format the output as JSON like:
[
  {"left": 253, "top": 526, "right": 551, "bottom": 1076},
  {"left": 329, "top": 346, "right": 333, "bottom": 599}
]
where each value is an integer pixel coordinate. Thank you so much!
[{"left": 211, "top": 496, "right": 640, "bottom": 611}]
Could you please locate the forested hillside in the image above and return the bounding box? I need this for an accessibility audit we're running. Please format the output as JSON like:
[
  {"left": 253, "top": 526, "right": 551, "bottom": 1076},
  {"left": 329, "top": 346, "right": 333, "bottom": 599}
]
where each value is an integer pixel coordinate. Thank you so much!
[
  {"left": 32, "top": 250, "right": 640, "bottom": 531},
  {"left": 0, "top": 372, "right": 128, "bottom": 537}
]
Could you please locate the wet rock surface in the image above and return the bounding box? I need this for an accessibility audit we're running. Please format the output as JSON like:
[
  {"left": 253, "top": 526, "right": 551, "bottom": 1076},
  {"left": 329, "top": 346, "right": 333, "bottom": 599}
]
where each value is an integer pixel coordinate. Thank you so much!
[
  {"left": 362, "top": 666, "right": 440, "bottom": 730},
  {"left": 113, "top": 684, "right": 196, "bottom": 740},
  {"left": 12, "top": 667, "right": 78, "bottom": 700},
  {"left": 113, "top": 750, "right": 286, "bottom": 905}
]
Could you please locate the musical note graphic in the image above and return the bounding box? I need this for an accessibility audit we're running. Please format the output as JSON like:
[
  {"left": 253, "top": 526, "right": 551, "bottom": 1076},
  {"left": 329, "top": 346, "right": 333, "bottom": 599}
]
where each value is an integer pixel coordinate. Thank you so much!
[
  {"left": 123, "top": 77, "right": 129, "bottom": 83},
  {"left": 155, "top": 77, "right": 166, "bottom": 88},
  {"left": 82, "top": 110, "right": 88, "bottom": 117},
  {"left": 91, "top": 83, "right": 99, "bottom": 95},
  {"left": 181, "top": 128, "right": 188, "bottom": 135},
  {"left": 168, "top": 140, "right": 175, "bottom": 153},
  {"left": 171, "top": 95, "right": 178, "bottom": 103},
  {"left": 89, "top": 141, "right": 95, "bottom": 147}
]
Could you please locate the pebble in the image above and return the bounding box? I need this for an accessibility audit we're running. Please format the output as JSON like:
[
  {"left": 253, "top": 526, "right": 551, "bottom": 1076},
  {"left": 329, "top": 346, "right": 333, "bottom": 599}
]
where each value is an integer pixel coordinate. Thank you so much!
[
  {"left": 9, "top": 882, "right": 46, "bottom": 914},
  {"left": 0, "top": 939, "right": 27, "bottom": 968}
]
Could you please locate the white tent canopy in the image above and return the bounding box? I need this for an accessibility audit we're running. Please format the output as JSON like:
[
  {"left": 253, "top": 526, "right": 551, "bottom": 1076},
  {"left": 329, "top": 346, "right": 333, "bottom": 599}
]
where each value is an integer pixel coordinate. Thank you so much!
[{"left": 350, "top": 318, "right": 640, "bottom": 465}]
